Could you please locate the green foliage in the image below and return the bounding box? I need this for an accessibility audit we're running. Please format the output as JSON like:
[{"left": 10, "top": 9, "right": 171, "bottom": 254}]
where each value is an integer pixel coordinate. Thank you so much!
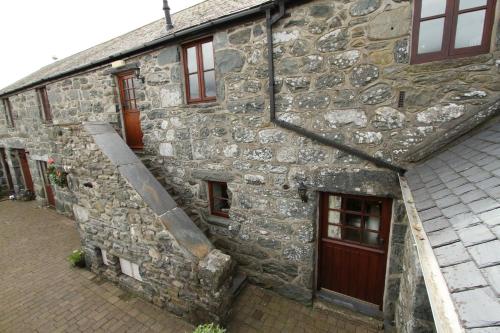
[
  {"left": 193, "top": 323, "right": 226, "bottom": 333},
  {"left": 47, "top": 165, "right": 67, "bottom": 187},
  {"left": 68, "top": 249, "right": 85, "bottom": 267}
]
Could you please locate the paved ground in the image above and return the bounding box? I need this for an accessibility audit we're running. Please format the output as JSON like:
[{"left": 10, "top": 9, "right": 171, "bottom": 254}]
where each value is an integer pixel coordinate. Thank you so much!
[{"left": 0, "top": 200, "right": 379, "bottom": 333}]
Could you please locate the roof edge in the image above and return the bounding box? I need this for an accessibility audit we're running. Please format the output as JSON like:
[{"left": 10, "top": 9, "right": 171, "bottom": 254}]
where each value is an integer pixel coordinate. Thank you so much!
[{"left": 0, "top": 0, "right": 276, "bottom": 98}]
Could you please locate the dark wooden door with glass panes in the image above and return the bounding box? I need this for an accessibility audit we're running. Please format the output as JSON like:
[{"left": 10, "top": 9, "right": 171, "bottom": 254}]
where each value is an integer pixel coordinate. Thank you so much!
[
  {"left": 318, "top": 193, "right": 392, "bottom": 307},
  {"left": 117, "top": 72, "right": 143, "bottom": 148},
  {"left": 17, "top": 149, "right": 34, "bottom": 192}
]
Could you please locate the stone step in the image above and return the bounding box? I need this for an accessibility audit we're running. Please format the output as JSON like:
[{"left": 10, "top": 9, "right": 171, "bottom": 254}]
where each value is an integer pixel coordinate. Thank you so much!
[{"left": 230, "top": 271, "right": 248, "bottom": 297}]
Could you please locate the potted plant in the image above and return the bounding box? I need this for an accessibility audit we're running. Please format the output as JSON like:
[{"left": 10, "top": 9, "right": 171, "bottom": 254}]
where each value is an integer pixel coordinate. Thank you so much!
[
  {"left": 47, "top": 158, "right": 68, "bottom": 188},
  {"left": 68, "top": 249, "right": 86, "bottom": 268},
  {"left": 193, "top": 324, "right": 226, "bottom": 333}
]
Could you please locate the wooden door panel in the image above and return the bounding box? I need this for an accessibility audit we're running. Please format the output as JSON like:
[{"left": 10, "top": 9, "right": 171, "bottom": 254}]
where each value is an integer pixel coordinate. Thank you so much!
[
  {"left": 45, "top": 184, "right": 55, "bottom": 207},
  {"left": 123, "top": 110, "right": 143, "bottom": 149},
  {"left": 18, "top": 150, "right": 34, "bottom": 192},
  {"left": 319, "top": 193, "right": 391, "bottom": 308},
  {"left": 118, "top": 72, "right": 143, "bottom": 148}
]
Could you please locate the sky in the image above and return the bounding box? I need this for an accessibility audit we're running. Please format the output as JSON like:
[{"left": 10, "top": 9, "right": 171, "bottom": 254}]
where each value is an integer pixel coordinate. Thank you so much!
[{"left": 0, "top": 0, "right": 205, "bottom": 90}]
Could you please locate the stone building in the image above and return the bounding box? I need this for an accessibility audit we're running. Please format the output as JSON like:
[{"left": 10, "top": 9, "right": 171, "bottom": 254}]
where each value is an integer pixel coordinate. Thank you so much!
[{"left": 0, "top": 0, "right": 499, "bottom": 331}]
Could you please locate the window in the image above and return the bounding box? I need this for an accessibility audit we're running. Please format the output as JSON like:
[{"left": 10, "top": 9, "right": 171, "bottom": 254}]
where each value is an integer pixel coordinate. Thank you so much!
[
  {"left": 182, "top": 38, "right": 216, "bottom": 103},
  {"left": 119, "top": 258, "right": 142, "bottom": 281},
  {"left": 322, "top": 194, "right": 391, "bottom": 248},
  {"left": 2, "top": 98, "right": 14, "bottom": 128},
  {"left": 208, "top": 181, "right": 231, "bottom": 218},
  {"left": 36, "top": 86, "right": 52, "bottom": 123},
  {"left": 412, "top": 0, "right": 497, "bottom": 63}
]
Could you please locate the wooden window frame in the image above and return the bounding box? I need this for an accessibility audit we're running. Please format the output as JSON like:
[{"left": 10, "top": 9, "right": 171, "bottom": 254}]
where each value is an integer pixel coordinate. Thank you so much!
[
  {"left": 208, "top": 181, "right": 230, "bottom": 218},
  {"left": 182, "top": 37, "right": 216, "bottom": 104},
  {"left": 320, "top": 193, "right": 392, "bottom": 250},
  {"left": 2, "top": 98, "right": 14, "bottom": 128},
  {"left": 411, "top": 0, "right": 497, "bottom": 64},
  {"left": 36, "top": 86, "right": 52, "bottom": 123},
  {"left": 117, "top": 71, "right": 139, "bottom": 111}
]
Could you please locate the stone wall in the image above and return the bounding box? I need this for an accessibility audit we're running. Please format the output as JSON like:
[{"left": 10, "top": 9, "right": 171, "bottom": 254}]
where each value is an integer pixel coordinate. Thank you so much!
[
  {"left": 395, "top": 229, "right": 436, "bottom": 332},
  {"left": 0, "top": 0, "right": 498, "bottom": 323}
]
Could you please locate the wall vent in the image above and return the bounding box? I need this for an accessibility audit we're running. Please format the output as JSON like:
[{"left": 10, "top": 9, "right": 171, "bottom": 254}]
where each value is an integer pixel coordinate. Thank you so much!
[{"left": 398, "top": 91, "right": 406, "bottom": 108}]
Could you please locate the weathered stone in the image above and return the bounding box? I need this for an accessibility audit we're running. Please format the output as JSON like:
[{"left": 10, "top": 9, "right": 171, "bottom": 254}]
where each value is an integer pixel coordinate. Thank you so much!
[
  {"left": 290, "top": 39, "right": 310, "bottom": 57},
  {"left": 159, "top": 143, "right": 174, "bottom": 157},
  {"left": 332, "top": 90, "right": 356, "bottom": 108},
  {"left": 367, "top": 7, "right": 412, "bottom": 40},
  {"left": 303, "top": 55, "right": 324, "bottom": 72},
  {"left": 229, "top": 28, "right": 251, "bottom": 45},
  {"left": 309, "top": 4, "right": 334, "bottom": 18},
  {"left": 350, "top": 64, "right": 379, "bottom": 87},
  {"left": 417, "top": 104, "right": 465, "bottom": 124},
  {"left": 316, "top": 73, "right": 344, "bottom": 89},
  {"left": 373, "top": 107, "right": 406, "bottom": 130},
  {"left": 277, "top": 57, "right": 302, "bottom": 75},
  {"left": 353, "top": 131, "right": 383, "bottom": 144},
  {"left": 359, "top": 83, "right": 392, "bottom": 105},
  {"left": 324, "top": 109, "right": 367, "bottom": 128},
  {"left": 215, "top": 49, "right": 244, "bottom": 74},
  {"left": 394, "top": 39, "right": 409, "bottom": 64},
  {"left": 232, "top": 127, "right": 255, "bottom": 143},
  {"left": 317, "top": 29, "right": 348, "bottom": 52},
  {"left": 285, "top": 77, "right": 311, "bottom": 91},
  {"left": 350, "top": 0, "right": 381, "bottom": 17},
  {"left": 273, "top": 30, "right": 299, "bottom": 44},
  {"left": 157, "top": 47, "right": 179, "bottom": 66},
  {"left": 295, "top": 93, "right": 330, "bottom": 110},
  {"left": 258, "top": 129, "right": 286, "bottom": 144},
  {"left": 228, "top": 99, "right": 265, "bottom": 113},
  {"left": 160, "top": 85, "right": 182, "bottom": 107},
  {"left": 329, "top": 50, "right": 361, "bottom": 69},
  {"left": 243, "top": 148, "right": 273, "bottom": 161},
  {"left": 298, "top": 149, "right": 327, "bottom": 163}
]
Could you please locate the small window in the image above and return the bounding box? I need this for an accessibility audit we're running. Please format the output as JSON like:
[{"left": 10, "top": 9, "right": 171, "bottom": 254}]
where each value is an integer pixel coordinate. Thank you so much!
[
  {"left": 323, "top": 194, "right": 390, "bottom": 248},
  {"left": 411, "top": 0, "right": 497, "bottom": 63},
  {"left": 182, "top": 38, "right": 216, "bottom": 103},
  {"left": 36, "top": 87, "right": 52, "bottom": 123},
  {"left": 2, "top": 98, "right": 14, "bottom": 128},
  {"left": 119, "top": 258, "right": 142, "bottom": 281},
  {"left": 101, "top": 249, "right": 109, "bottom": 266},
  {"left": 208, "top": 181, "right": 231, "bottom": 218}
]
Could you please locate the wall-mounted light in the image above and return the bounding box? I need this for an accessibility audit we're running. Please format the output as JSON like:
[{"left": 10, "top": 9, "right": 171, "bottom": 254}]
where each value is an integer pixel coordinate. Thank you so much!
[
  {"left": 298, "top": 182, "right": 308, "bottom": 203},
  {"left": 134, "top": 68, "right": 145, "bottom": 83}
]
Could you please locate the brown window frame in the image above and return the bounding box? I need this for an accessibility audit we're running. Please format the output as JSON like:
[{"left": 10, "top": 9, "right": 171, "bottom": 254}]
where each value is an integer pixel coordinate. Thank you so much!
[
  {"left": 36, "top": 86, "right": 52, "bottom": 123},
  {"left": 207, "top": 181, "right": 230, "bottom": 218},
  {"left": 320, "top": 193, "right": 392, "bottom": 250},
  {"left": 2, "top": 98, "right": 14, "bottom": 128},
  {"left": 117, "top": 71, "right": 139, "bottom": 112},
  {"left": 182, "top": 37, "right": 216, "bottom": 104},
  {"left": 411, "top": 0, "right": 497, "bottom": 64}
]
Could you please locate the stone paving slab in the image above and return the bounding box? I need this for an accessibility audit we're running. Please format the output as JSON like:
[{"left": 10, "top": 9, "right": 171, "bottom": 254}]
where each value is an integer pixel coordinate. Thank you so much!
[{"left": 0, "top": 201, "right": 379, "bottom": 333}]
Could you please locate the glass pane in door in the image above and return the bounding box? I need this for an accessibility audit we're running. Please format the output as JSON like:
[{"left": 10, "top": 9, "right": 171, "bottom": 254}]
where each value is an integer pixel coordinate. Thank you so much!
[{"left": 455, "top": 10, "right": 485, "bottom": 48}]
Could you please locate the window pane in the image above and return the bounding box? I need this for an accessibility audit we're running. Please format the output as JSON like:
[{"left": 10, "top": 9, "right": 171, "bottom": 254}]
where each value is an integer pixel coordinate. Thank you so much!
[
  {"left": 421, "top": 0, "right": 447, "bottom": 18},
  {"left": 362, "top": 231, "right": 379, "bottom": 246},
  {"left": 345, "top": 214, "right": 362, "bottom": 228},
  {"left": 366, "top": 216, "right": 381, "bottom": 231},
  {"left": 459, "top": 0, "right": 487, "bottom": 10},
  {"left": 418, "top": 18, "right": 445, "bottom": 54},
  {"left": 189, "top": 73, "right": 200, "bottom": 99},
  {"left": 328, "top": 210, "right": 340, "bottom": 224},
  {"left": 345, "top": 198, "right": 362, "bottom": 212},
  {"left": 343, "top": 228, "right": 360, "bottom": 242},
  {"left": 455, "top": 10, "right": 485, "bottom": 48},
  {"left": 328, "top": 224, "right": 341, "bottom": 239},
  {"left": 214, "top": 198, "right": 230, "bottom": 212},
  {"left": 367, "top": 202, "right": 381, "bottom": 216},
  {"left": 187, "top": 46, "right": 198, "bottom": 73},
  {"left": 329, "top": 195, "right": 341, "bottom": 209},
  {"left": 202, "top": 41, "right": 214, "bottom": 70},
  {"left": 204, "top": 70, "right": 216, "bottom": 97}
]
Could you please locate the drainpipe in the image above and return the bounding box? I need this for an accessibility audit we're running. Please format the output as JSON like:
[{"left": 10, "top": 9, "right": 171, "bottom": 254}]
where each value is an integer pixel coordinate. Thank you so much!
[{"left": 266, "top": 1, "right": 406, "bottom": 175}]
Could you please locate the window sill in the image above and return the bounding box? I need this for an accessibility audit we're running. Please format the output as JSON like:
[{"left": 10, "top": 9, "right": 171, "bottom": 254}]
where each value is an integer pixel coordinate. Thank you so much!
[{"left": 206, "top": 215, "right": 231, "bottom": 228}]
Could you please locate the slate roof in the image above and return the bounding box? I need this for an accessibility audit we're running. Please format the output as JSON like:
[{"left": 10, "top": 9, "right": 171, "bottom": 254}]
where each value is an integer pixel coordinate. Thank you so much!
[
  {"left": 0, "top": 0, "right": 271, "bottom": 95},
  {"left": 406, "top": 119, "right": 500, "bottom": 330}
]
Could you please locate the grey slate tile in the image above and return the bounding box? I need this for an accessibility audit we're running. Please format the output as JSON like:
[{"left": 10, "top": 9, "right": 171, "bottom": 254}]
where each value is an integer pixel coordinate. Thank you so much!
[
  {"left": 422, "top": 217, "right": 450, "bottom": 233},
  {"left": 453, "top": 183, "right": 477, "bottom": 195},
  {"left": 483, "top": 159, "right": 500, "bottom": 172},
  {"left": 485, "top": 185, "right": 500, "bottom": 197},
  {"left": 492, "top": 225, "right": 500, "bottom": 239},
  {"left": 442, "top": 261, "right": 488, "bottom": 293},
  {"left": 442, "top": 203, "right": 470, "bottom": 218},
  {"left": 483, "top": 265, "right": 500, "bottom": 296},
  {"left": 419, "top": 207, "right": 443, "bottom": 222},
  {"left": 427, "top": 228, "right": 460, "bottom": 248},
  {"left": 476, "top": 176, "right": 500, "bottom": 190},
  {"left": 450, "top": 212, "right": 482, "bottom": 230},
  {"left": 92, "top": 132, "right": 141, "bottom": 166},
  {"left": 446, "top": 177, "right": 469, "bottom": 189},
  {"left": 435, "top": 195, "right": 461, "bottom": 209},
  {"left": 434, "top": 242, "right": 471, "bottom": 267},
  {"left": 479, "top": 208, "right": 500, "bottom": 227},
  {"left": 452, "top": 287, "right": 500, "bottom": 328},
  {"left": 430, "top": 188, "right": 453, "bottom": 200},
  {"left": 415, "top": 199, "right": 435, "bottom": 211},
  {"left": 457, "top": 224, "right": 496, "bottom": 247},
  {"left": 468, "top": 327, "right": 500, "bottom": 333},
  {"left": 468, "top": 198, "right": 500, "bottom": 214},
  {"left": 468, "top": 240, "right": 500, "bottom": 268},
  {"left": 461, "top": 190, "right": 489, "bottom": 204}
]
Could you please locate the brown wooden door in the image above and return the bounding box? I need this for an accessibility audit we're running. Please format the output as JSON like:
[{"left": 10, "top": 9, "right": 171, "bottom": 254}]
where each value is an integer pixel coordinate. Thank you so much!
[
  {"left": 117, "top": 72, "right": 143, "bottom": 149},
  {"left": 38, "top": 161, "right": 55, "bottom": 207},
  {"left": 318, "top": 193, "right": 392, "bottom": 308},
  {"left": 0, "top": 148, "right": 13, "bottom": 191},
  {"left": 17, "top": 149, "right": 34, "bottom": 192}
]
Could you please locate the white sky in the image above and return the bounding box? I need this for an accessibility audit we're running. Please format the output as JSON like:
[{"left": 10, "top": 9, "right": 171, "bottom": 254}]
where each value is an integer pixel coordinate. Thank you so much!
[{"left": 0, "top": 0, "right": 205, "bottom": 90}]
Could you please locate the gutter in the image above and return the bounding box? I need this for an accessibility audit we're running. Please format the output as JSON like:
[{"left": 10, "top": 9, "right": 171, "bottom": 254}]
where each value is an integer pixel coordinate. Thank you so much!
[
  {"left": 0, "top": 1, "right": 275, "bottom": 98},
  {"left": 399, "top": 176, "right": 464, "bottom": 333},
  {"left": 265, "top": 1, "right": 406, "bottom": 174}
]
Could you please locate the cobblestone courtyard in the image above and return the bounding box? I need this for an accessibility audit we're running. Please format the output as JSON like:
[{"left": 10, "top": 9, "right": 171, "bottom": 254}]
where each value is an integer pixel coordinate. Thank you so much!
[{"left": 0, "top": 201, "right": 379, "bottom": 333}]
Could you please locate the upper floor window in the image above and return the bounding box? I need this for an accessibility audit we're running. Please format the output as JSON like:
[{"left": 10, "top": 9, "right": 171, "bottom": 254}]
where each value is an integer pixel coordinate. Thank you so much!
[
  {"left": 412, "top": 0, "right": 497, "bottom": 63},
  {"left": 208, "top": 181, "right": 230, "bottom": 218},
  {"left": 36, "top": 86, "right": 52, "bottom": 123},
  {"left": 182, "top": 38, "right": 216, "bottom": 104},
  {"left": 2, "top": 98, "right": 14, "bottom": 128}
]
